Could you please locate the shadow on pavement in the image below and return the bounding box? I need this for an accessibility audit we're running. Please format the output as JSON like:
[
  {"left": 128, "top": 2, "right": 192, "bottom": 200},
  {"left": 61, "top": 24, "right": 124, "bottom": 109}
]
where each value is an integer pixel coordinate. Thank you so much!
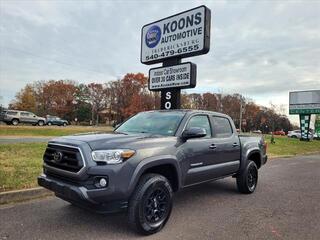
[{"left": 51, "top": 179, "right": 237, "bottom": 237}]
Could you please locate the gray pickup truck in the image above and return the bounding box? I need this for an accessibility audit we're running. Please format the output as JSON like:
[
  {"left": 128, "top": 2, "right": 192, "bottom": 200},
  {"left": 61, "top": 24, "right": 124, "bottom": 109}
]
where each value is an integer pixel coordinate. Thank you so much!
[{"left": 38, "top": 110, "right": 267, "bottom": 235}]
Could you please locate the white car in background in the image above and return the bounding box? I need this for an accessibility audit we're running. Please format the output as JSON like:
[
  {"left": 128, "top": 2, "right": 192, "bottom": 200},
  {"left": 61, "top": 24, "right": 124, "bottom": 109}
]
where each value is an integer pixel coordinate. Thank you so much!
[{"left": 287, "top": 130, "right": 313, "bottom": 139}]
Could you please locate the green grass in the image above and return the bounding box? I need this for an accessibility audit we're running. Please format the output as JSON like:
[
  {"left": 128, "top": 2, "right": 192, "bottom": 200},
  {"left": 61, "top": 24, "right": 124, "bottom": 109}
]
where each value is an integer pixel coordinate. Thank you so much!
[
  {"left": 264, "top": 135, "right": 320, "bottom": 158},
  {"left": 0, "top": 136, "right": 319, "bottom": 193},
  {"left": 0, "top": 125, "right": 113, "bottom": 137},
  {"left": 0, "top": 143, "right": 47, "bottom": 192}
]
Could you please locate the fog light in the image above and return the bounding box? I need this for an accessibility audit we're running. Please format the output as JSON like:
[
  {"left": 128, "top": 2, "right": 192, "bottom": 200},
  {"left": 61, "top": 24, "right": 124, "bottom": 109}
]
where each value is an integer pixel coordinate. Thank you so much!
[{"left": 99, "top": 178, "right": 107, "bottom": 187}]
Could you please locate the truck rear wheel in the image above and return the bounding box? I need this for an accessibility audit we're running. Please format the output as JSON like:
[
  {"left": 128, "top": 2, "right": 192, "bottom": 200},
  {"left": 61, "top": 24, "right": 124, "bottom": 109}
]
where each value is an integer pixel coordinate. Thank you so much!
[
  {"left": 128, "top": 173, "right": 173, "bottom": 235},
  {"left": 236, "top": 160, "right": 258, "bottom": 194}
]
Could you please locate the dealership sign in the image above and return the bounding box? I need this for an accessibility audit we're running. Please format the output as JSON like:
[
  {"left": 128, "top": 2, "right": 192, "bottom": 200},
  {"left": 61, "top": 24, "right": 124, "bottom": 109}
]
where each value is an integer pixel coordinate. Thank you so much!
[
  {"left": 289, "top": 90, "right": 320, "bottom": 114},
  {"left": 141, "top": 5, "right": 211, "bottom": 65},
  {"left": 289, "top": 90, "right": 320, "bottom": 141},
  {"left": 149, "top": 62, "right": 196, "bottom": 90},
  {"left": 141, "top": 5, "right": 211, "bottom": 109}
]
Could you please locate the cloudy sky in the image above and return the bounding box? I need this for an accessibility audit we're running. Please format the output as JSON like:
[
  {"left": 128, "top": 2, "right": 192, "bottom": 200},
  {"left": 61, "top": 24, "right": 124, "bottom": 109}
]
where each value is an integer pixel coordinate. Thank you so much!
[{"left": 0, "top": 0, "right": 319, "bottom": 123}]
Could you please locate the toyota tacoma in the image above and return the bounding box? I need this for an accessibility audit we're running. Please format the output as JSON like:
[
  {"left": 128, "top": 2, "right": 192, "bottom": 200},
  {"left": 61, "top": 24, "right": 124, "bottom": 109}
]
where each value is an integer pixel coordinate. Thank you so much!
[{"left": 38, "top": 110, "right": 267, "bottom": 235}]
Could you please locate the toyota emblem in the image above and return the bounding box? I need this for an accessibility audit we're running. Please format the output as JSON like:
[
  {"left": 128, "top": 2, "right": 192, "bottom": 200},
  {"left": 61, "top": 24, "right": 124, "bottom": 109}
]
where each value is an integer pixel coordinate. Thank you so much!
[{"left": 53, "top": 151, "right": 63, "bottom": 162}]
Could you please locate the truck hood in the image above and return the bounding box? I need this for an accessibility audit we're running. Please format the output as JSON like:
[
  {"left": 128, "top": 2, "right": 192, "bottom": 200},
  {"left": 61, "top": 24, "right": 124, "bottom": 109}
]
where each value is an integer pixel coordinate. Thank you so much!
[{"left": 56, "top": 132, "right": 158, "bottom": 150}]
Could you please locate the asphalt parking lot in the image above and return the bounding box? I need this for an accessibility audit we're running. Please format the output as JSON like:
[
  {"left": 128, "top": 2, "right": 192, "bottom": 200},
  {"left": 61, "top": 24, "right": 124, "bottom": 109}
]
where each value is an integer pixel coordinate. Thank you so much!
[{"left": 1, "top": 154, "right": 319, "bottom": 240}]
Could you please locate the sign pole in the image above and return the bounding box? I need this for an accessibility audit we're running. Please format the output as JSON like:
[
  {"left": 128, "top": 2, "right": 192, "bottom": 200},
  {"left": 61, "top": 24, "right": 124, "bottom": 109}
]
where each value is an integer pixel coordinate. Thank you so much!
[
  {"left": 299, "top": 114, "right": 311, "bottom": 141},
  {"left": 315, "top": 115, "right": 320, "bottom": 137},
  {"left": 160, "top": 58, "right": 181, "bottom": 110}
]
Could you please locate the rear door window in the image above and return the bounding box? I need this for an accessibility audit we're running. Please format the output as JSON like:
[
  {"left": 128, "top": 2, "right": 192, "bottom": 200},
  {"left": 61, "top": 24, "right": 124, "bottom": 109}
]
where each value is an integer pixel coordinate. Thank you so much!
[
  {"left": 20, "top": 112, "right": 30, "bottom": 116},
  {"left": 212, "top": 116, "right": 233, "bottom": 138},
  {"left": 7, "top": 111, "right": 18, "bottom": 115}
]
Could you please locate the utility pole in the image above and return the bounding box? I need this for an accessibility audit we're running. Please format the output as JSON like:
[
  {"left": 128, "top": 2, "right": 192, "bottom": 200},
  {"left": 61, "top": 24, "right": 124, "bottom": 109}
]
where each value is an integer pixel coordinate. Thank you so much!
[
  {"left": 239, "top": 100, "right": 243, "bottom": 133},
  {"left": 239, "top": 98, "right": 245, "bottom": 133}
]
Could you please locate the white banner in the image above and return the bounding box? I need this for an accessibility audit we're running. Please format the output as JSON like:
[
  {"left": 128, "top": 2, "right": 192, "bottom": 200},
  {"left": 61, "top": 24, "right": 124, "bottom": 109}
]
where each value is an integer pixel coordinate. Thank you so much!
[{"left": 149, "top": 63, "right": 196, "bottom": 90}]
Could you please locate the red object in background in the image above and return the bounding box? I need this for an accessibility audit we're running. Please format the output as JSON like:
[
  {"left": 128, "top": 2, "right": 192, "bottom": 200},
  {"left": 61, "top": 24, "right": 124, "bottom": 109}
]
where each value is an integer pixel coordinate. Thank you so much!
[{"left": 273, "top": 130, "right": 286, "bottom": 136}]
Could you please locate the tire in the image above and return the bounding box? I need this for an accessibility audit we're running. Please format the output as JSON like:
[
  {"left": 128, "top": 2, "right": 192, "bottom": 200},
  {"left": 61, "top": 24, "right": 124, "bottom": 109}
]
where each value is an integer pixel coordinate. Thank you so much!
[
  {"left": 292, "top": 135, "right": 297, "bottom": 138},
  {"left": 63, "top": 122, "right": 67, "bottom": 127},
  {"left": 128, "top": 173, "right": 173, "bottom": 235},
  {"left": 48, "top": 122, "right": 52, "bottom": 126},
  {"left": 38, "top": 120, "right": 44, "bottom": 126},
  {"left": 236, "top": 160, "right": 258, "bottom": 194},
  {"left": 11, "top": 119, "right": 19, "bottom": 126}
]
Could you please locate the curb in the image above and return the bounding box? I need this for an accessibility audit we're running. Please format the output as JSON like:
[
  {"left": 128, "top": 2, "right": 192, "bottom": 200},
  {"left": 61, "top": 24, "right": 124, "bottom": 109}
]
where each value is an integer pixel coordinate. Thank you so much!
[
  {"left": 268, "top": 151, "right": 320, "bottom": 160},
  {"left": 0, "top": 187, "right": 53, "bottom": 205}
]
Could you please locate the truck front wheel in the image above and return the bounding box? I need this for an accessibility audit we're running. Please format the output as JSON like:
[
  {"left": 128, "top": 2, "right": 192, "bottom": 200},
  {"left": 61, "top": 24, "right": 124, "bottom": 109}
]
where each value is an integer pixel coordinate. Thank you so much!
[
  {"left": 128, "top": 173, "right": 173, "bottom": 235},
  {"left": 236, "top": 160, "right": 258, "bottom": 194}
]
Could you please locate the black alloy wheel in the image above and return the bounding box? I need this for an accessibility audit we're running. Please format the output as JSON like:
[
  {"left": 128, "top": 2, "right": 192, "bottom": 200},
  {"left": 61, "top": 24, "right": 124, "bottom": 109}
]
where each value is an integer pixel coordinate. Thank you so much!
[
  {"left": 144, "top": 187, "right": 170, "bottom": 226},
  {"left": 247, "top": 164, "right": 258, "bottom": 191},
  {"left": 237, "top": 160, "right": 258, "bottom": 194},
  {"left": 128, "top": 173, "right": 173, "bottom": 235}
]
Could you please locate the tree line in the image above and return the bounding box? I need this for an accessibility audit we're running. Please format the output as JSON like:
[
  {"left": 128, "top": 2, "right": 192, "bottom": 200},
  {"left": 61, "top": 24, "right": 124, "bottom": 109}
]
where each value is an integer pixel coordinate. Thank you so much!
[{"left": 9, "top": 73, "right": 293, "bottom": 133}]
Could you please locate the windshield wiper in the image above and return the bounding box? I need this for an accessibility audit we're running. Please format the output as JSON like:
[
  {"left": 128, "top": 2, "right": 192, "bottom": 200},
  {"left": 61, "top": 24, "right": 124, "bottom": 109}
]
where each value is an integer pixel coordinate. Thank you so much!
[{"left": 114, "top": 131, "right": 128, "bottom": 135}]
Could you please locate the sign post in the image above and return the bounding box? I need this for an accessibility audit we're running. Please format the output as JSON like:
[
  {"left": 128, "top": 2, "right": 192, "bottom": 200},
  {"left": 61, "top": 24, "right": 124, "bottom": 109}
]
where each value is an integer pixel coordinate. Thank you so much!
[
  {"left": 141, "top": 5, "right": 211, "bottom": 109},
  {"left": 315, "top": 115, "right": 320, "bottom": 137},
  {"left": 289, "top": 90, "right": 320, "bottom": 141}
]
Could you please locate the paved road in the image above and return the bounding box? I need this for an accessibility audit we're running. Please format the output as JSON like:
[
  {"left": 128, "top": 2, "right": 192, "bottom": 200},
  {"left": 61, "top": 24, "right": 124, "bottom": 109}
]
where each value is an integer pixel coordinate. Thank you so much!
[
  {"left": 1, "top": 155, "right": 319, "bottom": 240},
  {"left": 0, "top": 137, "right": 52, "bottom": 144}
]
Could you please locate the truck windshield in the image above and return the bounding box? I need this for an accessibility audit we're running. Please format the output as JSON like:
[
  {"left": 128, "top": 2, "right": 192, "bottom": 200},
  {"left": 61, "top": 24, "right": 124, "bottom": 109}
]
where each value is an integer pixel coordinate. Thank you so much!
[{"left": 115, "top": 111, "right": 185, "bottom": 136}]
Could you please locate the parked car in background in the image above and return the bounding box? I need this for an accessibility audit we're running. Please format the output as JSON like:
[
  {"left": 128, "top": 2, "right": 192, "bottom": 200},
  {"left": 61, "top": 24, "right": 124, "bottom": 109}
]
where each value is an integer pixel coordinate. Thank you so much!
[
  {"left": 273, "top": 130, "right": 286, "bottom": 136},
  {"left": 252, "top": 130, "right": 262, "bottom": 134},
  {"left": 0, "top": 110, "right": 7, "bottom": 122},
  {"left": 287, "top": 130, "right": 313, "bottom": 139},
  {"left": 46, "top": 116, "right": 69, "bottom": 126},
  {"left": 313, "top": 132, "right": 320, "bottom": 140},
  {"left": 0, "top": 110, "right": 46, "bottom": 126}
]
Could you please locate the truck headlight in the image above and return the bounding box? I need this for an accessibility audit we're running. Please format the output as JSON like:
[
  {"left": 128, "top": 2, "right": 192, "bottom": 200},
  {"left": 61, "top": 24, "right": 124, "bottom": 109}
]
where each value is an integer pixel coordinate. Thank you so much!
[{"left": 91, "top": 149, "right": 135, "bottom": 164}]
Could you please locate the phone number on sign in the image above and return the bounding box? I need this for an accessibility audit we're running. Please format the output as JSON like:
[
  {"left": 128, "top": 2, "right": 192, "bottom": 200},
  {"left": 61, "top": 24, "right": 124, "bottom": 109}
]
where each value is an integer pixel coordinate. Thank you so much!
[{"left": 145, "top": 44, "right": 200, "bottom": 61}]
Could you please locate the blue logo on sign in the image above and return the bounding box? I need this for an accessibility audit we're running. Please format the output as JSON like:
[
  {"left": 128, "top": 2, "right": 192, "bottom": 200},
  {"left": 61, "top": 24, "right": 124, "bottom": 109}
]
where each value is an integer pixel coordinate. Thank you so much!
[{"left": 145, "top": 25, "right": 161, "bottom": 48}]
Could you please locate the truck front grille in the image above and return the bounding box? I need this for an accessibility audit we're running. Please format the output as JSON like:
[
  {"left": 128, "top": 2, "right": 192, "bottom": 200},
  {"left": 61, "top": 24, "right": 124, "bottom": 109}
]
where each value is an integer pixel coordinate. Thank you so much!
[{"left": 43, "top": 144, "right": 85, "bottom": 173}]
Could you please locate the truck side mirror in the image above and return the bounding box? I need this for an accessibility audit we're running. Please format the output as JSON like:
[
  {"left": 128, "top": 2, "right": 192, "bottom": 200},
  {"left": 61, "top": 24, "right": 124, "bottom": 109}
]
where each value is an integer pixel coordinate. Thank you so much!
[{"left": 181, "top": 127, "right": 207, "bottom": 140}]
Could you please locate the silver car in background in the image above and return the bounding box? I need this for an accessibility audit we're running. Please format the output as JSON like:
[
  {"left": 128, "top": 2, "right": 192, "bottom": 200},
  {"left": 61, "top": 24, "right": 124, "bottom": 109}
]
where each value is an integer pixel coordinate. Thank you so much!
[
  {"left": 0, "top": 110, "right": 46, "bottom": 126},
  {"left": 287, "top": 130, "right": 313, "bottom": 139}
]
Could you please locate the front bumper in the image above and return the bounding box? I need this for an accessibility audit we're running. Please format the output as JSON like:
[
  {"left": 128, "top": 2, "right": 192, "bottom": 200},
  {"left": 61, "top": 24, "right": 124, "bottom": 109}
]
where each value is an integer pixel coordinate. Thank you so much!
[{"left": 38, "top": 174, "right": 128, "bottom": 213}]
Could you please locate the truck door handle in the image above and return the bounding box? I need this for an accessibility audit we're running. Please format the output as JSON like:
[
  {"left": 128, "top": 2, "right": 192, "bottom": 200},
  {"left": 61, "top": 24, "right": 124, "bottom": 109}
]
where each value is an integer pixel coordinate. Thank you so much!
[
  {"left": 232, "top": 143, "right": 239, "bottom": 147},
  {"left": 209, "top": 144, "right": 217, "bottom": 149}
]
